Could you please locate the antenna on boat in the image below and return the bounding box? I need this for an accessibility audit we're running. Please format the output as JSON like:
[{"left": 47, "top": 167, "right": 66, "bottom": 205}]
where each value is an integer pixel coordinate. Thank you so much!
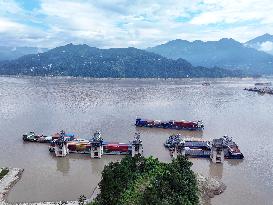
[{"left": 131, "top": 132, "right": 143, "bottom": 157}]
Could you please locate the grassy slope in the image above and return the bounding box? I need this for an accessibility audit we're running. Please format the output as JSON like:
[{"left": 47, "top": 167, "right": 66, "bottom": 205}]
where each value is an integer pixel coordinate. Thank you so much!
[{"left": 0, "top": 168, "right": 9, "bottom": 180}]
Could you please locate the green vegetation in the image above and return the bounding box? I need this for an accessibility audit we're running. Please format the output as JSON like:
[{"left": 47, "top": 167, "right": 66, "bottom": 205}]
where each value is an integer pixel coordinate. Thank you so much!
[
  {"left": 91, "top": 155, "right": 199, "bottom": 205},
  {"left": 0, "top": 168, "right": 9, "bottom": 180},
  {"left": 78, "top": 195, "right": 87, "bottom": 205},
  {"left": 0, "top": 44, "right": 244, "bottom": 78}
]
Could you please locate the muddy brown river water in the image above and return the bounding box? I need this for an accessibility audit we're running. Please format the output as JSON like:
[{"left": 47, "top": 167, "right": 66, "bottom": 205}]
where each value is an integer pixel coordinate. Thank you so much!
[{"left": 0, "top": 76, "right": 272, "bottom": 205}]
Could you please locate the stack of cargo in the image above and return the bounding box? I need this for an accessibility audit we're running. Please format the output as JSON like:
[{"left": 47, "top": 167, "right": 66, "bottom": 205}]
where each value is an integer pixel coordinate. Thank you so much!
[
  {"left": 164, "top": 135, "right": 210, "bottom": 149},
  {"left": 135, "top": 118, "right": 204, "bottom": 131},
  {"left": 48, "top": 132, "right": 133, "bottom": 156},
  {"left": 67, "top": 142, "right": 91, "bottom": 153},
  {"left": 103, "top": 143, "right": 131, "bottom": 155},
  {"left": 164, "top": 134, "right": 244, "bottom": 160},
  {"left": 52, "top": 131, "right": 75, "bottom": 141},
  {"left": 164, "top": 134, "right": 244, "bottom": 159}
]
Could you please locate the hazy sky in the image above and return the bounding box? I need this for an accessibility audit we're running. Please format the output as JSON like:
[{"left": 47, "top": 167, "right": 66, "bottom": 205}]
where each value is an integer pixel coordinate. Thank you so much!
[{"left": 0, "top": 0, "right": 272, "bottom": 48}]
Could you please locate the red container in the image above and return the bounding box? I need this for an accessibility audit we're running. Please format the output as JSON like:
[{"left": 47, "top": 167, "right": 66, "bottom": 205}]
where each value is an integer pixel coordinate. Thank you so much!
[
  {"left": 174, "top": 121, "right": 197, "bottom": 128},
  {"left": 52, "top": 133, "right": 61, "bottom": 140},
  {"left": 68, "top": 144, "right": 76, "bottom": 151},
  {"left": 105, "top": 144, "right": 129, "bottom": 152}
]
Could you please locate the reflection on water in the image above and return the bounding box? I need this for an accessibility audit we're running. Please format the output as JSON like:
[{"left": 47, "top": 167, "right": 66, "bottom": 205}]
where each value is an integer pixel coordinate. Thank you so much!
[
  {"left": 54, "top": 156, "right": 70, "bottom": 176},
  {"left": 0, "top": 76, "right": 272, "bottom": 205},
  {"left": 226, "top": 159, "right": 244, "bottom": 166},
  {"left": 135, "top": 127, "right": 204, "bottom": 138},
  {"left": 209, "top": 162, "right": 224, "bottom": 179}
]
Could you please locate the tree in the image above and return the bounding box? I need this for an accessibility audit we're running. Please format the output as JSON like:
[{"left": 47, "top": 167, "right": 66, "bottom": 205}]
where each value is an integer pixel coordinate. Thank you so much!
[
  {"left": 78, "top": 195, "right": 87, "bottom": 205},
  {"left": 91, "top": 156, "right": 199, "bottom": 205}
]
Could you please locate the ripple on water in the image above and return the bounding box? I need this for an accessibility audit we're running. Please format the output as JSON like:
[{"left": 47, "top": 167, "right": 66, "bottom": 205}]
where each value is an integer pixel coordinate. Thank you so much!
[{"left": 0, "top": 76, "right": 272, "bottom": 205}]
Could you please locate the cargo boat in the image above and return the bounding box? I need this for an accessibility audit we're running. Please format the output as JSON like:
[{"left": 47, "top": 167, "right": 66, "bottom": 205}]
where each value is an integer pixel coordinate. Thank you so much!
[
  {"left": 49, "top": 131, "right": 132, "bottom": 155},
  {"left": 244, "top": 87, "right": 273, "bottom": 95},
  {"left": 23, "top": 130, "right": 75, "bottom": 143},
  {"left": 164, "top": 134, "right": 210, "bottom": 149},
  {"left": 49, "top": 141, "right": 131, "bottom": 155},
  {"left": 254, "top": 82, "right": 272, "bottom": 86},
  {"left": 165, "top": 134, "right": 244, "bottom": 159},
  {"left": 23, "top": 132, "right": 52, "bottom": 143},
  {"left": 135, "top": 118, "right": 204, "bottom": 131}
]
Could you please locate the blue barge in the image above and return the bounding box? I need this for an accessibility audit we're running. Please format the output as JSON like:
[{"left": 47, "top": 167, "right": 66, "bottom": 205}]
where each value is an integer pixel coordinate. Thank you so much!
[
  {"left": 165, "top": 134, "right": 244, "bottom": 160},
  {"left": 135, "top": 118, "right": 204, "bottom": 131}
]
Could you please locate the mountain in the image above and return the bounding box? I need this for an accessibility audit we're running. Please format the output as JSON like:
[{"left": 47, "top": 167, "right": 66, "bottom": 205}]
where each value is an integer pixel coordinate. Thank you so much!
[
  {"left": 147, "top": 38, "right": 273, "bottom": 74},
  {"left": 0, "top": 46, "right": 48, "bottom": 61},
  {"left": 0, "top": 43, "right": 243, "bottom": 78},
  {"left": 245, "top": 33, "right": 273, "bottom": 55}
]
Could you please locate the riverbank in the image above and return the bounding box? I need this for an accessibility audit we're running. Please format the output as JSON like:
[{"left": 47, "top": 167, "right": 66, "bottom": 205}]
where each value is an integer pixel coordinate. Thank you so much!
[
  {"left": 1, "top": 167, "right": 224, "bottom": 205},
  {"left": 0, "top": 169, "right": 9, "bottom": 180},
  {"left": 197, "top": 174, "right": 226, "bottom": 205},
  {"left": 0, "top": 168, "right": 24, "bottom": 203},
  {"left": 0, "top": 167, "right": 95, "bottom": 205}
]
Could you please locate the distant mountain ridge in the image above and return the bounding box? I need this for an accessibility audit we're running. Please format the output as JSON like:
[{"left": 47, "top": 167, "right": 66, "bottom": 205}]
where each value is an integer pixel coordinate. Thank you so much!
[
  {"left": 0, "top": 46, "right": 48, "bottom": 61},
  {"left": 0, "top": 43, "right": 243, "bottom": 78},
  {"left": 245, "top": 33, "right": 273, "bottom": 55},
  {"left": 147, "top": 38, "right": 273, "bottom": 75}
]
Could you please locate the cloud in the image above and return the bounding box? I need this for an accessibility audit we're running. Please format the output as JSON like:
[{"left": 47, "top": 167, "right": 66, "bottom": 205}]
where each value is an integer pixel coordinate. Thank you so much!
[
  {"left": 0, "top": 0, "right": 23, "bottom": 14},
  {"left": 0, "top": 0, "right": 273, "bottom": 48},
  {"left": 260, "top": 41, "right": 273, "bottom": 52},
  {"left": 0, "top": 18, "right": 25, "bottom": 32},
  {"left": 190, "top": 0, "right": 273, "bottom": 25}
]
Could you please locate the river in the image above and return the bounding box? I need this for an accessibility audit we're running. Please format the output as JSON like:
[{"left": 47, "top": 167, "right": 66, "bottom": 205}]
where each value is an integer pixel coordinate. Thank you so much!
[{"left": 0, "top": 76, "right": 272, "bottom": 205}]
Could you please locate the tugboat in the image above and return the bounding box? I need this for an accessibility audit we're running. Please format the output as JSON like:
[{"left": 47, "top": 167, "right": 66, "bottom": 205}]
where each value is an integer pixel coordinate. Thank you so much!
[
  {"left": 135, "top": 118, "right": 204, "bottom": 131},
  {"left": 202, "top": 82, "right": 210, "bottom": 86},
  {"left": 222, "top": 135, "right": 244, "bottom": 159},
  {"left": 23, "top": 132, "right": 51, "bottom": 143},
  {"left": 23, "top": 130, "right": 74, "bottom": 143}
]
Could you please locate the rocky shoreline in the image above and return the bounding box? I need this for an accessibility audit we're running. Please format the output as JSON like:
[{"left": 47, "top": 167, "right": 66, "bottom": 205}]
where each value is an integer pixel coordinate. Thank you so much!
[
  {"left": 0, "top": 168, "right": 24, "bottom": 204},
  {"left": 0, "top": 168, "right": 96, "bottom": 205},
  {"left": 1, "top": 168, "right": 225, "bottom": 205},
  {"left": 197, "top": 173, "right": 226, "bottom": 205}
]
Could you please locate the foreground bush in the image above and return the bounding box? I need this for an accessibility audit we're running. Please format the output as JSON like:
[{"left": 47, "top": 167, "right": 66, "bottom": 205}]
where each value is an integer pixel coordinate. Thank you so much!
[
  {"left": 0, "top": 168, "right": 9, "bottom": 180},
  {"left": 91, "top": 156, "right": 199, "bottom": 205}
]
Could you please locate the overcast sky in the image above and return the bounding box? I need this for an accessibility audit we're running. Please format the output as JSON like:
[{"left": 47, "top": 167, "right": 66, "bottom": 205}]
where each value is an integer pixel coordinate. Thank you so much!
[{"left": 0, "top": 0, "right": 273, "bottom": 48}]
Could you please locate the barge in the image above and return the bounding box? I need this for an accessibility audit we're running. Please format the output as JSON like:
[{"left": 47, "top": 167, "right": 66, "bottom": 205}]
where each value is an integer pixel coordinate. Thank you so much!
[
  {"left": 49, "top": 140, "right": 132, "bottom": 155},
  {"left": 23, "top": 130, "right": 75, "bottom": 143},
  {"left": 244, "top": 87, "right": 273, "bottom": 95},
  {"left": 49, "top": 131, "right": 143, "bottom": 158},
  {"left": 23, "top": 132, "right": 52, "bottom": 143},
  {"left": 135, "top": 118, "right": 204, "bottom": 131},
  {"left": 254, "top": 82, "right": 272, "bottom": 86},
  {"left": 165, "top": 134, "right": 244, "bottom": 161}
]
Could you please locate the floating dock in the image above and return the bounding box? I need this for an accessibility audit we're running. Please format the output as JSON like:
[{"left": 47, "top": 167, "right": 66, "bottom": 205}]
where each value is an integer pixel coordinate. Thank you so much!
[
  {"left": 23, "top": 130, "right": 143, "bottom": 158},
  {"left": 52, "top": 131, "right": 143, "bottom": 158},
  {"left": 22, "top": 130, "right": 244, "bottom": 163},
  {"left": 165, "top": 134, "right": 244, "bottom": 163},
  {"left": 135, "top": 118, "right": 204, "bottom": 131}
]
